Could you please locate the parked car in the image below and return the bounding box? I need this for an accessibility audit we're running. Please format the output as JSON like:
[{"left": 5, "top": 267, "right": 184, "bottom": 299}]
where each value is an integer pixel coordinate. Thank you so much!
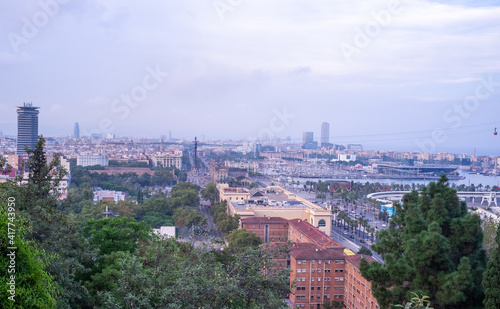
[
  {"left": 360, "top": 239, "right": 365, "bottom": 243},
  {"left": 350, "top": 235, "right": 355, "bottom": 239}
]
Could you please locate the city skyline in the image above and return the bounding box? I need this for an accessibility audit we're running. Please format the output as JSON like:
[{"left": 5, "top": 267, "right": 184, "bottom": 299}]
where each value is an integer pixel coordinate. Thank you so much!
[{"left": 0, "top": 0, "right": 499, "bottom": 156}]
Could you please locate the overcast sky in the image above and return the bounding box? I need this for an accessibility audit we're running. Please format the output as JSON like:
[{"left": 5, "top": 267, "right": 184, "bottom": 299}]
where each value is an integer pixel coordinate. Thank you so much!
[{"left": 0, "top": 0, "right": 499, "bottom": 155}]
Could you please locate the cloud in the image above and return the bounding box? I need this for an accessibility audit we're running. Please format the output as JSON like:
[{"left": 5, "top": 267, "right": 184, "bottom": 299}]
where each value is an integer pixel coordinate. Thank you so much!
[{"left": 0, "top": 0, "right": 498, "bottom": 152}]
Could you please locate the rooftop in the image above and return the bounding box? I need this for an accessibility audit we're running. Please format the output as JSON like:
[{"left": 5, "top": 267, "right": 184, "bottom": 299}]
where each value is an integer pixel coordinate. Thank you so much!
[
  {"left": 345, "top": 254, "right": 377, "bottom": 268},
  {"left": 289, "top": 243, "right": 345, "bottom": 260},
  {"left": 289, "top": 219, "right": 343, "bottom": 249},
  {"left": 241, "top": 217, "right": 289, "bottom": 224}
]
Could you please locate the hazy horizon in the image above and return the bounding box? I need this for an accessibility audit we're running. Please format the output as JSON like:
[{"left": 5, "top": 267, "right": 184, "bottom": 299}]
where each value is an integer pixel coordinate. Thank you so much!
[{"left": 1, "top": 0, "right": 499, "bottom": 156}]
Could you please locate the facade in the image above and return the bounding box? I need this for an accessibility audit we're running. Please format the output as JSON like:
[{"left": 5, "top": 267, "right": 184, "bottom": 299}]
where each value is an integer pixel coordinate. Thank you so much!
[
  {"left": 74, "top": 122, "right": 80, "bottom": 138},
  {"left": 218, "top": 185, "right": 251, "bottom": 203},
  {"left": 239, "top": 216, "right": 380, "bottom": 309},
  {"left": 344, "top": 255, "right": 379, "bottom": 309},
  {"left": 241, "top": 217, "right": 289, "bottom": 243},
  {"left": 150, "top": 151, "right": 182, "bottom": 169},
  {"left": 77, "top": 153, "right": 109, "bottom": 167},
  {"left": 210, "top": 162, "right": 229, "bottom": 183},
  {"left": 338, "top": 154, "right": 357, "bottom": 162},
  {"left": 153, "top": 226, "right": 176, "bottom": 238},
  {"left": 321, "top": 122, "right": 330, "bottom": 144},
  {"left": 289, "top": 243, "right": 346, "bottom": 308},
  {"left": 16, "top": 103, "right": 39, "bottom": 155},
  {"left": 93, "top": 190, "right": 126, "bottom": 204},
  {"left": 226, "top": 186, "right": 333, "bottom": 236}
]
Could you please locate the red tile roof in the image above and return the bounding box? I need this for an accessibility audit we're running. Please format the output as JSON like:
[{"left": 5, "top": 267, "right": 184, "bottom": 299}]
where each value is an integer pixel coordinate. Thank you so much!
[
  {"left": 345, "top": 254, "right": 377, "bottom": 268},
  {"left": 289, "top": 243, "right": 345, "bottom": 260},
  {"left": 288, "top": 219, "right": 344, "bottom": 249}
]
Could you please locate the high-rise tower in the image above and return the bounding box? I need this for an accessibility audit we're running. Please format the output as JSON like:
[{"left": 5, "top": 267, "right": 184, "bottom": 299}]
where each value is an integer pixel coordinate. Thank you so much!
[
  {"left": 302, "top": 132, "right": 313, "bottom": 144},
  {"left": 16, "top": 103, "right": 39, "bottom": 155},
  {"left": 74, "top": 122, "right": 80, "bottom": 138},
  {"left": 321, "top": 122, "right": 329, "bottom": 144}
]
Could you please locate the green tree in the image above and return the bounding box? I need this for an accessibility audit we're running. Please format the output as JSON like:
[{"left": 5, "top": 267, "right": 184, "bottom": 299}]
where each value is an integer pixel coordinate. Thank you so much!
[
  {"left": 80, "top": 217, "right": 150, "bottom": 256},
  {"left": 395, "top": 293, "right": 433, "bottom": 309},
  {"left": 0, "top": 197, "right": 57, "bottom": 309},
  {"left": 13, "top": 137, "right": 93, "bottom": 308},
  {"left": 140, "top": 211, "right": 174, "bottom": 228},
  {"left": 226, "top": 228, "right": 263, "bottom": 253},
  {"left": 173, "top": 206, "right": 206, "bottom": 227},
  {"left": 482, "top": 215, "right": 499, "bottom": 257},
  {"left": 217, "top": 213, "right": 241, "bottom": 235},
  {"left": 201, "top": 182, "right": 219, "bottom": 204},
  {"left": 322, "top": 300, "right": 346, "bottom": 309},
  {"left": 357, "top": 246, "right": 373, "bottom": 256},
  {"left": 483, "top": 225, "right": 500, "bottom": 308},
  {"left": 360, "top": 175, "right": 486, "bottom": 309}
]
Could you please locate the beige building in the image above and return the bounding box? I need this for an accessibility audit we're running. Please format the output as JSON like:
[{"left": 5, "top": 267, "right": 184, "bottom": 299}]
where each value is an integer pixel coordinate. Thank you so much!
[
  {"left": 223, "top": 185, "right": 333, "bottom": 236},
  {"left": 150, "top": 151, "right": 182, "bottom": 169}
]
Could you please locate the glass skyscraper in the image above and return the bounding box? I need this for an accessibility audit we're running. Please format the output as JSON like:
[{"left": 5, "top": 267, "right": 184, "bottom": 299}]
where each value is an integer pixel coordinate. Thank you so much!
[
  {"left": 74, "top": 122, "right": 80, "bottom": 138},
  {"left": 16, "top": 103, "right": 39, "bottom": 155}
]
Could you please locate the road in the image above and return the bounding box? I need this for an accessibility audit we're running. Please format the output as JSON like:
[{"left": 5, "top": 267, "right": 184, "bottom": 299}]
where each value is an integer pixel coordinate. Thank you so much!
[{"left": 198, "top": 204, "right": 221, "bottom": 238}]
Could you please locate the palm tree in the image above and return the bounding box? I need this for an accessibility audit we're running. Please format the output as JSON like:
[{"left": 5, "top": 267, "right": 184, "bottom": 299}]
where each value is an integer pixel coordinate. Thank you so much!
[
  {"left": 352, "top": 220, "right": 359, "bottom": 236},
  {"left": 359, "top": 218, "right": 367, "bottom": 239},
  {"left": 367, "top": 227, "right": 375, "bottom": 242}
]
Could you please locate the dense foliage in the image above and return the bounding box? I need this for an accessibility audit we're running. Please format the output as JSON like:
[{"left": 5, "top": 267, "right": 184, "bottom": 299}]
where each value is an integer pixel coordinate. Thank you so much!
[
  {"left": 360, "top": 175, "right": 487, "bottom": 309},
  {"left": 482, "top": 225, "right": 500, "bottom": 308},
  {"left": 0, "top": 137, "right": 291, "bottom": 308}
]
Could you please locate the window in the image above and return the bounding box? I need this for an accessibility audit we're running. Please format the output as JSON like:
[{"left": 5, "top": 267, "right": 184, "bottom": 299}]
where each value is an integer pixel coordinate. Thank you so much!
[
  {"left": 258, "top": 225, "right": 261, "bottom": 228},
  {"left": 318, "top": 219, "right": 326, "bottom": 227}
]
